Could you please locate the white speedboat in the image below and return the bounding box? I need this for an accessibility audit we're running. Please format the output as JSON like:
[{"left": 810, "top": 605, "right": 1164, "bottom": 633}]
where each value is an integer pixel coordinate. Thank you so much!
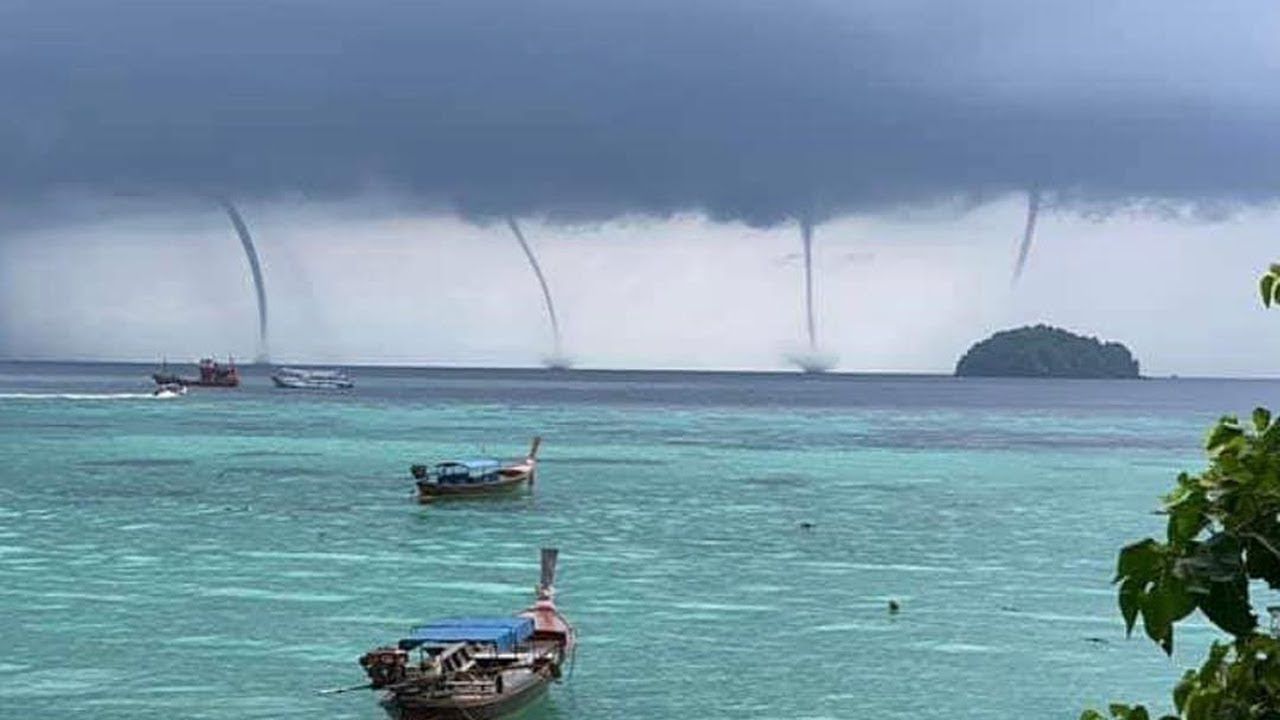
[
  {"left": 271, "top": 367, "right": 354, "bottom": 390},
  {"left": 152, "top": 383, "right": 188, "bottom": 399}
]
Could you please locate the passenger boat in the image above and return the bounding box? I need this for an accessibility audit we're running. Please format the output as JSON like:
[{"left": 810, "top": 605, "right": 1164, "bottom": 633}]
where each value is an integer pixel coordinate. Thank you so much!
[
  {"left": 271, "top": 366, "right": 354, "bottom": 389},
  {"left": 355, "top": 548, "right": 575, "bottom": 720},
  {"left": 411, "top": 438, "right": 540, "bottom": 502},
  {"left": 152, "top": 357, "right": 240, "bottom": 388}
]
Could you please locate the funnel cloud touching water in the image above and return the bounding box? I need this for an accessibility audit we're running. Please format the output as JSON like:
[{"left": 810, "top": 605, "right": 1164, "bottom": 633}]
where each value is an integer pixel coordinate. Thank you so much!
[
  {"left": 505, "top": 216, "right": 567, "bottom": 367},
  {"left": 218, "top": 199, "right": 269, "bottom": 363},
  {"left": 0, "top": 1, "right": 1278, "bottom": 225},
  {"left": 789, "top": 219, "right": 836, "bottom": 373},
  {"left": 801, "top": 219, "right": 816, "bottom": 350}
]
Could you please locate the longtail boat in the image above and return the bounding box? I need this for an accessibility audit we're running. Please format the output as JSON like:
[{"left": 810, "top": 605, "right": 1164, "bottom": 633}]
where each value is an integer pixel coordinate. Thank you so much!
[
  {"left": 354, "top": 548, "right": 575, "bottom": 720},
  {"left": 411, "top": 438, "right": 541, "bottom": 502}
]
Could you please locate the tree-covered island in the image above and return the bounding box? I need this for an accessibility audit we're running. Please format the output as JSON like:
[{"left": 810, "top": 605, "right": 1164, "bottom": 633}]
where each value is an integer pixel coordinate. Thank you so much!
[{"left": 955, "top": 324, "right": 1140, "bottom": 379}]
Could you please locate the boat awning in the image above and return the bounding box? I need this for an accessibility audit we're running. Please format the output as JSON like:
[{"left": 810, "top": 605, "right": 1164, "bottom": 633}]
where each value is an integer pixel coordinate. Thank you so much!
[
  {"left": 400, "top": 617, "right": 534, "bottom": 652},
  {"left": 437, "top": 459, "right": 502, "bottom": 473}
]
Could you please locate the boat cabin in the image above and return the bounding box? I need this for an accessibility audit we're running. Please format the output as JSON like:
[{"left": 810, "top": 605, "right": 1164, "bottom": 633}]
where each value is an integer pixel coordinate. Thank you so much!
[
  {"left": 400, "top": 617, "right": 535, "bottom": 655},
  {"left": 429, "top": 459, "right": 503, "bottom": 485},
  {"left": 390, "top": 617, "right": 539, "bottom": 693}
]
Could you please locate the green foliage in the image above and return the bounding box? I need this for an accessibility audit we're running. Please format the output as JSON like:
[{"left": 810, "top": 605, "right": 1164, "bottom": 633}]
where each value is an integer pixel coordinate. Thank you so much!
[
  {"left": 1171, "top": 636, "right": 1280, "bottom": 719},
  {"left": 954, "top": 324, "right": 1140, "bottom": 378},
  {"left": 1113, "top": 409, "right": 1279, "bottom": 654},
  {"left": 1080, "top": 705, "right": 1163, "bottom": 720},
  {"left": 1085, "top": 266, "right": 1280, "bottom": 718},
  {"left": 1082, "top": 636, "right": 1280, "bottom": 720},
  {"left": 1260, "top": 264, "right": 1280, "bottom": 308}
]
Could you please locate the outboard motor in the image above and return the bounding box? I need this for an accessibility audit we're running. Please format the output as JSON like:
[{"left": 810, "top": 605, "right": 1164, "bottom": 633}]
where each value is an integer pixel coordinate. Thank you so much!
[
  {"left": 359, "top": 647, "right": 408, "bottom": 688},
  {"left": 410, "top": 464, "right": 428, "bottom": 480}
]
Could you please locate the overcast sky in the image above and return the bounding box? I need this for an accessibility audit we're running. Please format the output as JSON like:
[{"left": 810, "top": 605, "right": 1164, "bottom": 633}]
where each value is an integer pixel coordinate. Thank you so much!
[{"left": 1, "top": 1, "right": 1278, "bottom": 373}]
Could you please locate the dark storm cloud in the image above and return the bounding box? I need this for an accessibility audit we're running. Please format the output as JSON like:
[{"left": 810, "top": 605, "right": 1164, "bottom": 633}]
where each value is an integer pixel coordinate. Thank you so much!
[{"left": 0, "top": 0, "right": 1276, "bottom": 224}]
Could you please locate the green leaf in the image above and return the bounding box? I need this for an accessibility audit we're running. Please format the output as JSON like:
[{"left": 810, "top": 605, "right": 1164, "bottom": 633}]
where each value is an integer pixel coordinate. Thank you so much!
[
  {"left": 1183, "top": 687, "right": 1219, "bottom": 720},
  {"left": 1152, "top": 571, "right": 1198, "bottom": 650},
  {"left": 1116, "top": 539, "right": 1168, "bottom": 638},
  {"left": 1205, "top": 535, "right": 1243, "bottom": 579},
  {"left": 1254, "top": 407, "right": 1272, "bottom": 432},
  {"left": 1205, "top": 419, "right": 1243, "bottom": 454},
  {"left": 1172, "top": 670, "right": 1195, "bottom": 711},
  {"left": 1118, "top": 578, "right": 1142, "bottom": 635},
  {"left": 1197, "top": 577, "right": 1256, "bottom": 638},
  {"left": 1262, "top": 273, "right": 1276, "bottom": 308},
  {"left": 1140, "top": 595, "right": 1173, "bottom": 655},
  {"left": 1140, "top": 577, "right": 1195, "bottom": 655},
  {"left": 1105, "top": 705, "right": 1151, "bottom": 720},
  {"left": 1198, "top": 642, "right": 1229, "bottom": 684},
  {"left": 1165, "top": 489, "right": 1207, "bottom": 547},
  {"left": 1116, "top": 539, "right": 1163, "bottom": 583},
  {"left": 1242, "top": 518, "right": 1280, "bottom": 589},
  {"left": 1160, "top": 578, "right": 1197, "bottom": 621}
]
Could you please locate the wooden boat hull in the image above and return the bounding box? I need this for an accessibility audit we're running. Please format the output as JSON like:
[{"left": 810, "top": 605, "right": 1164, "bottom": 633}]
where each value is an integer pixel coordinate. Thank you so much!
[
  {"left": 416, "top": 470, "right": 533, "bottom": 502},
  {"left": 151, "top": 373, "right": 239, "bottom": 388},
  {"left": 378, "top": 667, "right": 552, "bottom": 720}
]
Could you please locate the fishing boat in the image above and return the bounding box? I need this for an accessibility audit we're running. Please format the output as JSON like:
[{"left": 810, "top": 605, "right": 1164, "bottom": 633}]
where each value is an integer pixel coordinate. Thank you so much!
[
  {"left": 411, "top": 438, "right": 540, "bottom": 502},
  {"left": 152, "top": 357, "right": 240, "bottom": 388},
  {"left": 351, "top": 548, "right": 575, "bottom": 720},
  {"left": 271, "top": 366, "right": 354, "bottom": 389}
]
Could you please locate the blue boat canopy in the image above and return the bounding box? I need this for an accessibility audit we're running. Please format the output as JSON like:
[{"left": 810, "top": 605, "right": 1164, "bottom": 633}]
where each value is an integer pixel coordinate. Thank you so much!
[
  {"left": 436, "top": 459, "right": 502, "bottom": 473},
  {"left": 399, "top": 617, "right": 534, "bottom": 652}
]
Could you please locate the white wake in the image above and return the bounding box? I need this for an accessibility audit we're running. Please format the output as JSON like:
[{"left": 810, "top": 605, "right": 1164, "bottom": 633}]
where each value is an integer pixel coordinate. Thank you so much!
[{"left": 0, "top": 392, "right": 175, "bottom": 401}]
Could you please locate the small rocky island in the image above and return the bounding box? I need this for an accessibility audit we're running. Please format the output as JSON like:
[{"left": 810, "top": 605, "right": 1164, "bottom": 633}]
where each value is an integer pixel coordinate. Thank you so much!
[{"left": 955, "top": 325, "right": 1140, "bottom": 379}]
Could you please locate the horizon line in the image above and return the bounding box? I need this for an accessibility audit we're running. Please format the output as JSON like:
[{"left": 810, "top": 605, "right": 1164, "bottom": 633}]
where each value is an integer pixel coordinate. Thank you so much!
[{"left": 0, "top": 357, "right": 1271, "bottom": 381}]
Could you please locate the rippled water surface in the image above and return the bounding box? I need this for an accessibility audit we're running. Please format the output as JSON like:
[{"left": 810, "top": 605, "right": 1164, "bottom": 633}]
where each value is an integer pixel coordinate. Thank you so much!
[{"left": 2, "top": 362, "right": 1276, "bottom": 719}]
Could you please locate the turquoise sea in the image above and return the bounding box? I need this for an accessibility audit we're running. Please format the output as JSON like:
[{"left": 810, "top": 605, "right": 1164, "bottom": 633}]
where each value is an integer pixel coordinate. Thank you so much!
[{"left": 0, "top": 362, "right": 1273, "bottom": 719}]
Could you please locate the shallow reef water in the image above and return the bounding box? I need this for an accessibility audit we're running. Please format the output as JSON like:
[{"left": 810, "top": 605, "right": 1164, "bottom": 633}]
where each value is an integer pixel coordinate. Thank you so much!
[{"left": 1, "top": 362, "right": 1272, "bottom": 719}]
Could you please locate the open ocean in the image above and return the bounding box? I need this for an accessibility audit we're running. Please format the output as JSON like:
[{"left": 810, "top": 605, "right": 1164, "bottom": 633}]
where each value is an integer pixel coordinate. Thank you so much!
[{"left": 1, "top": 361, "right": 1276, "bottom": 719}]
